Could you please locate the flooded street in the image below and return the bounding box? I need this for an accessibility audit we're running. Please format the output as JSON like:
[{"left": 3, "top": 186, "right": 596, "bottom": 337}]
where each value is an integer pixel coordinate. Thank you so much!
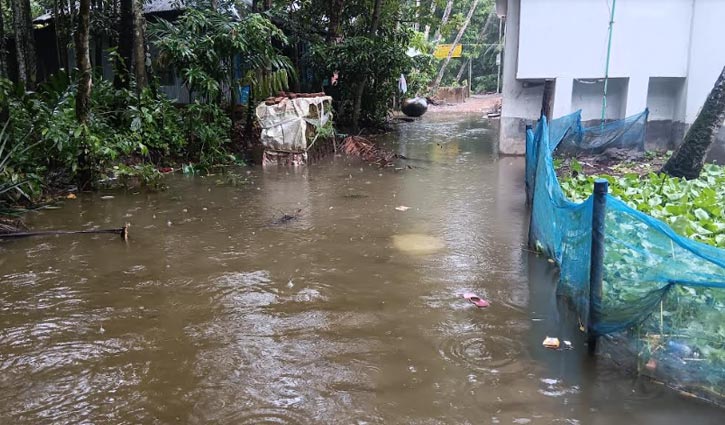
[{"left": 1, "top": 115, "right": 722, "bottom": 424}]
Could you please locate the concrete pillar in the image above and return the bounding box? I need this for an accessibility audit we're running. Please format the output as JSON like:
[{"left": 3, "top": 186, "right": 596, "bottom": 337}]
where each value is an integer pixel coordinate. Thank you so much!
[
  {"left": 625, "top": 75, "right": 649, "bottom": 117},
  {"left": 499, "top": 0, "right": 525, "bottom": 155},
  {"left": 552, "top": 77, "right": 573, "bottom": 118}
]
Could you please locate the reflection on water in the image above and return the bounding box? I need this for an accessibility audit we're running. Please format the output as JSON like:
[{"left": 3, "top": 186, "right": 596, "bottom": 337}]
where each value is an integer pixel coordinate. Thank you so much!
[{"left": 1, "top": 114, "right": 721, "bottom": 424}]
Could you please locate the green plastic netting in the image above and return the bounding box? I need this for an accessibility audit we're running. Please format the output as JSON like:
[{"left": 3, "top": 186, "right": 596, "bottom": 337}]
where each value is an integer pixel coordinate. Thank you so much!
[{"left": 526, "top": 111, "right": 725, "bottom": 402}]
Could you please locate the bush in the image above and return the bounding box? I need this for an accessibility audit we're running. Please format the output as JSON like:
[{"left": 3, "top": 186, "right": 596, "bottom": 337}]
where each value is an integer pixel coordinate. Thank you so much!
[
  {"left": 473, "top": 74, "right": 497, "bottom": 94},
  {"left": 0, "top": 68, "right": 238, "bottom": 208}
]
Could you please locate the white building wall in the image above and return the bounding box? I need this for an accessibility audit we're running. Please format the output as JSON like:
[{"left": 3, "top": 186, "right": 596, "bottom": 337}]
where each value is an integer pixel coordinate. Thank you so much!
[
  {"left": 571, "top": 78, "right": 628, "bottom": 121},
  {"left": 516, "top": 0, "right": 691, "bottom": 80},
  {"left": 685, "top": 0, "right": 725, "bottom": 123},
  {"left": 499, "top": 0, "right": 725, "bottom": 155},
  {"left": 647, "top": 78, "right": 686, "bottom": 121}
]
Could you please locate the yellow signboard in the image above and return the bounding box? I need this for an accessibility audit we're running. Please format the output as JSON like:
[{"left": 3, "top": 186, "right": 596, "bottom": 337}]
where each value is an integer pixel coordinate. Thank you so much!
[{"left": 434, "top": 44, "right": 462, "bottom": 59}]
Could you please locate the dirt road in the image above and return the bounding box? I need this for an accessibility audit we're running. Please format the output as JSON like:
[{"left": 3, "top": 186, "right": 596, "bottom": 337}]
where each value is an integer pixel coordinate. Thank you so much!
[{"left": 428, "top": 93, "right": 501, "bottom": 114}]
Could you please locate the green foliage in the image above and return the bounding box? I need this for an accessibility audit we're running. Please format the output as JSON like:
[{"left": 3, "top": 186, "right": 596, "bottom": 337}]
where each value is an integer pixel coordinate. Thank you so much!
[
  {"left": 0, "top": 65, "right": 234, "bottom": 206},
  {"left": 560, "top": 164, "right": 725, "bottom": 248},
  {"left": 109, "top": 163, "right": 164, "bottom": 191},
  {"left": 473, "top": 74, "right": 497, "bottom": 93},
  {"left": 0, "top": 119, "right": 42, "bottom": 211},
  {"left": 315, "top": 119, "right": 336, "bottom": 140},
  {"left": 309, "top": 31, "right": 412, "bottom": 127},
  {"left": 407, "top": 51, "right": 437, "bottom": 97},
  {"left": 150, "top": 8, "right": 295, "bottom": 102},
  {"left": 183, "top": 101, "right": 233, "bottom": 169},
  {"left": 119, "top": 88, "right": 186, "bottom": 158},
  {"left": 558, "top": 161, "right": 725, "bottom": 377}
]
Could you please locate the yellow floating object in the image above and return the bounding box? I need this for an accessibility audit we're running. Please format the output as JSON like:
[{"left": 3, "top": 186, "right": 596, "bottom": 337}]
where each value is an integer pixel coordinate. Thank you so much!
[{"left": 392, "top": 234, "right": 445, "bottom": 255}]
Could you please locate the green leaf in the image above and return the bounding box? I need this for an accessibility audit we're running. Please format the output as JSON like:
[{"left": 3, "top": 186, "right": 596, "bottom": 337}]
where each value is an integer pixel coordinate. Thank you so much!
[{"left": 693, "top": 208, "right": 710, "bottom": 221}]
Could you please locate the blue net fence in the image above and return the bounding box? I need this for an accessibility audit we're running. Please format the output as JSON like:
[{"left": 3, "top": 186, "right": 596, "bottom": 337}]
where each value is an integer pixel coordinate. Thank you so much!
[{"left": 526, "top": 110, "right": 725, "bottom": 403}]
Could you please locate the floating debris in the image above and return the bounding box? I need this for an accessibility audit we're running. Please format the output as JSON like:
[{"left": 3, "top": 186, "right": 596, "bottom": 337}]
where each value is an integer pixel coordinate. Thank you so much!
[
  {"left": 271, "top": 209, "right": 303, "bottom": 226},
  {"left": 341, "top": 136, "right": 402, "bottom": 166},
  {"left": 542, "top": 337, "right": 560, "bottom": 349},
  {"left": 392, "top": 233, "right": 445, "bottom": 255}
]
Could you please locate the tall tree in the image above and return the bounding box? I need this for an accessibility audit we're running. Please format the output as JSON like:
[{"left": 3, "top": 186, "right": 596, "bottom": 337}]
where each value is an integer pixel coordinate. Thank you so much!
[
  {"left": 351, "top": 0, "right": 383, "bottom": 131},
  {"left": 53, "top": 0, "right": 69, "bottom": 71},
  {"left": 75, "top": 0, "right": 92, "bottom": 123},
  {"left": 75, "top": 0, "right": 92, "bottom": 188},
  {"left": 432, "top": 0, "right": 479, "bottom": 90},
  {"left": 431, "top": 0, "right": 453, "bottom": 45},
  {"left": 327, "top": 0, "right": 345, "bottom": 42},
  {"left": 422, "top": 0, "right": 436, "bottom": 40},
  {"left": 0, "top": 0, "right": 7, "bottom": 77},
  {"left": 115, "top": 0, "right": 134, "bottom": 88},
  {"left": 661, "top": 65, "right": 725, "bottom": 179},
  {"left": 11, "top": 0, "right": 37, "bottom": 89},
  {"left": 132, "top": 0, "right": 147, "bottom": 90},
  {"left": 453, "top": 11, "right": 495, "bottom": 85}
]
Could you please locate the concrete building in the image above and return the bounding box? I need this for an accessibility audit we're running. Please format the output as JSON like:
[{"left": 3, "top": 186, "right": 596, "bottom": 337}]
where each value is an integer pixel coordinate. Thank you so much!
[{"left": 497, "top": 0, "right": 725, "bottom": 158}]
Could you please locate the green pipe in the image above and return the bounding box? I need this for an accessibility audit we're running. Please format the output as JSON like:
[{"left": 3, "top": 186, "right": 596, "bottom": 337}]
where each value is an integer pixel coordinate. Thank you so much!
[{"left": 601, "top": 0, "right": 617, "bottom": 124}]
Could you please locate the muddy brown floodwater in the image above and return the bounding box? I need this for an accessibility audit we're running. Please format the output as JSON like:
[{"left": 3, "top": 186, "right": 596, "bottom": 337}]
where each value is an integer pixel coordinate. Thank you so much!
[{"left": 1, "top": 115, "right": 723, "bottom": 424}]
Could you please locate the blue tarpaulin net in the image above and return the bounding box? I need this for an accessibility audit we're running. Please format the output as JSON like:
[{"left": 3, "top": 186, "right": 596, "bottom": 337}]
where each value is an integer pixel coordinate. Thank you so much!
[{"left": 526, "top": 111, "right": 725, "bottom": 401}]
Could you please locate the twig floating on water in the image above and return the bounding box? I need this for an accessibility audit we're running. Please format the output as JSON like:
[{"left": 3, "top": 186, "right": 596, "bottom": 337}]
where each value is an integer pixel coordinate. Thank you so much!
[{"left": 0, "top": 223, "right": 129, "bottom": 241}]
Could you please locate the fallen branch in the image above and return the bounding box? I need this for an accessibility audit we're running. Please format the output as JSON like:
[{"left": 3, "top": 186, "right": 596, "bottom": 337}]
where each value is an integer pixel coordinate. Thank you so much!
[
  {"left": 340, "top": 136, "right": 403, "bottom": 167},
  {"left": 0, "top": 223, "right": 129, "bottom": 240}
]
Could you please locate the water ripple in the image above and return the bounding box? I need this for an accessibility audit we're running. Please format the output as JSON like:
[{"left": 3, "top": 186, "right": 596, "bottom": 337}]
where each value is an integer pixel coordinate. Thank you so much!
[{"left": 437, "top": 332, "right": 527, "bottom": 376}]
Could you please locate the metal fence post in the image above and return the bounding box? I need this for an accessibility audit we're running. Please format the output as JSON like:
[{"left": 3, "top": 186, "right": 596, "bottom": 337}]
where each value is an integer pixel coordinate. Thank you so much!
[{"left": 588, "top": 179, "right": 608, "bottom": 355}]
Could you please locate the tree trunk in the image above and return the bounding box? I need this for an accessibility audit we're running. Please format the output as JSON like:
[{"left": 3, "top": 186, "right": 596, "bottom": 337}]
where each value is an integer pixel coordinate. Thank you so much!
[
  {"left": 0, "top": 0, "right": 7, "bottom": 78},
  {"left": 351, "top": 0, "right": 384, "bottom": 132},
  {"left": 92, "top": 0, "right": 103, "bottom": 74},
  {"left": 432, "top": 0, "right": 479, "bottom": 91},
  {"left": 75, "top": 0, "right": 93, "bottom": 188},
  {"left": 413, "top": 0, "right": 420, "bottom": 32},
  {"left": 132, "top": 0, "right": 147, "bottom": 91},
  {"left": 115, "top": 0, "right": 133, "bottom": 88},
  {"left": 432, "top": 0, "right": 453, "bottom": 45},
  {"left": 369, "top": 0, "right": 383, "bottom": 34},
  {"left": 327, "top": 0, "right": 345, "bottom": 42},
  {"left": 452, "top": 12, "right": 495, "bottom": 86},
  {"left": 422, "top": 0, "right": 436, "bottom": 40},
  {"left": 661, "top": 65, "right": 725, "bottom": 179},
  {"left": 11, "top": 0, "right": 37, "bottom": 89},
  {"left": 454, "top": 59, "right": 469, "bottom": 85},
  {"left": 75, "top": 0, "right": 92, "bottom": 124},
  {"left": 52, "top": 0, "right": 69, "bottom": 72}
]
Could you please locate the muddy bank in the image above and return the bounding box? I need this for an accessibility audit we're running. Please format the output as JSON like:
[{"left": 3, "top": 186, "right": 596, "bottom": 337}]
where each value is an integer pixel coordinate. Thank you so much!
[{"left": 427, "top": 93, "right": 501, "bottom": 114}]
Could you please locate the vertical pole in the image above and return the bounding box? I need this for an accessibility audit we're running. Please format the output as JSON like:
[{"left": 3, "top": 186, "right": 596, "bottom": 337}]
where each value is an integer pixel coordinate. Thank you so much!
[
  {"left": 588, "top": 178, "right": 608, "bottom": 355},
  {"left": 496, "top": 17, "right": 503, "bottom": 94},
  {"left": 601, "top": 0, "right": 617, "bottom": 124},
  {"left": 468, "top": 58, "right": 472, "bottom": 97},
  {"left": 540, "top": 79, "right": 554, "bottom": 120}
]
